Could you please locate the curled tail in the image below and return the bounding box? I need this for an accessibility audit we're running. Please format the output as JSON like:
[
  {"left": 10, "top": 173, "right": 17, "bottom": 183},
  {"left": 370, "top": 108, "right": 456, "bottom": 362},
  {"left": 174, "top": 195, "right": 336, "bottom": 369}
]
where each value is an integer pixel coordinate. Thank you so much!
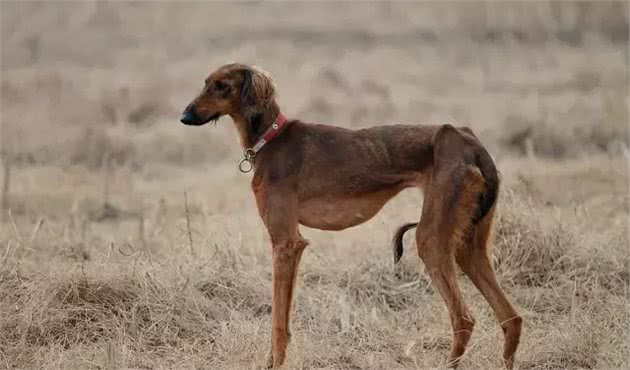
[{"left": 392, "top": 222, "right": 418, "bottom": 264}]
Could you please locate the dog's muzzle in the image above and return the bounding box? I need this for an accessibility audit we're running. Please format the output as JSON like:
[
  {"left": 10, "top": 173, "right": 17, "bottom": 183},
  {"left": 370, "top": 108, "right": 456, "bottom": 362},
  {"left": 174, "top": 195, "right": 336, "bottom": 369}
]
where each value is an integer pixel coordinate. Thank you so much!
[{"left": 180, "top": 106, "right": 206, "bottom": 126}]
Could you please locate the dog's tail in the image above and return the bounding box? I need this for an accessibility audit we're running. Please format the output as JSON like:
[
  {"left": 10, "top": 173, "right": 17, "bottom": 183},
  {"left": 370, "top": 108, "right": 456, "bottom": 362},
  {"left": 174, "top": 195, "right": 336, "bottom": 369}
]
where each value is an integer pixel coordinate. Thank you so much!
[{"left": 392, "top": 222, "right": 418, "bottom": 264}]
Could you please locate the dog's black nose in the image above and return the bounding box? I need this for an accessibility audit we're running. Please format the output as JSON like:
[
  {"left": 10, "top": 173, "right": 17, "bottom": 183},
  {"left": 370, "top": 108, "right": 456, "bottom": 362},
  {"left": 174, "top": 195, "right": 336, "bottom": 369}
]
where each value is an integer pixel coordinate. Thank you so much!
[{"left": 180, "top": 107, "right": 201, "bottom": 125}]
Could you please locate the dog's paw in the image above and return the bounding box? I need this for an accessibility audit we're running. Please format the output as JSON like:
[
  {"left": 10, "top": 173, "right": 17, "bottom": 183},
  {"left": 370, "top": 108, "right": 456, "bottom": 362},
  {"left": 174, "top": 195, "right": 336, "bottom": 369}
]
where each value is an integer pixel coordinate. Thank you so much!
[{"left": 252, "top": 349, "right": 274, "bottom": 369}]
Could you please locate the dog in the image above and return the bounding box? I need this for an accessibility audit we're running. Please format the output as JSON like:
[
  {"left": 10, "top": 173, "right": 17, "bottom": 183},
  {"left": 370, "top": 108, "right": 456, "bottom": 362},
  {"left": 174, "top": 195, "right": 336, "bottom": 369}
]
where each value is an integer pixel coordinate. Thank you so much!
[{"left": 181, "top": 63, "right": 522, "bottom": 369}]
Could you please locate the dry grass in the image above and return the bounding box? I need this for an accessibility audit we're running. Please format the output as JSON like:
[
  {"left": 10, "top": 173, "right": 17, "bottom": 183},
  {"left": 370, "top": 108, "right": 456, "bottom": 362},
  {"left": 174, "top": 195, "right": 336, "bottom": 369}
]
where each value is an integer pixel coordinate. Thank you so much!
[
  {"left": 0, "top": 190, "right": 627, "bottom": 369},
  {"left": 1, "top": 2, "right": 629, "bottom": 369}
]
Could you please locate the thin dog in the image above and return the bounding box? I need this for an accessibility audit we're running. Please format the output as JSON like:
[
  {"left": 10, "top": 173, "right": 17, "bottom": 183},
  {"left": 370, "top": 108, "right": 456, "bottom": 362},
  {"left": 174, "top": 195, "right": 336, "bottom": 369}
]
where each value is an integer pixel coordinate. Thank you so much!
[{"left": 180, "top": 63, "right": 522, "bottom": 369}]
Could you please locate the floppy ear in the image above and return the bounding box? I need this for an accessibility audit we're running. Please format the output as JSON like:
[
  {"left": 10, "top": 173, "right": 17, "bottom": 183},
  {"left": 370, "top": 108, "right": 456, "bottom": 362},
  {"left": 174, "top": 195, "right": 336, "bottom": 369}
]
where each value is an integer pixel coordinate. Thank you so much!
[
  {"left": 239, "top": 67, "right": 275, "bottom": 116},
  {"left": 240, "top": 68, "right": 254, "bottom": 108}
]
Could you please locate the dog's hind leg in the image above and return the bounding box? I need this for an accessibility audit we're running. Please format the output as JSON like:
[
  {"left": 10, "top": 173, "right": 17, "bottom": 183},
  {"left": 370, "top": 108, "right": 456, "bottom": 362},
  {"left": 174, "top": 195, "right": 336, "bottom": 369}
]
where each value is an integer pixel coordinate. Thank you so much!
[
  {"left": 417, "top": 165, "right": 486, "bottom": 368},
  {"left": 417, "top": 225, "right": 475, "bottom": 368},
  {"left": 456, "top": 204, "right": 522, "bottom": 369}
]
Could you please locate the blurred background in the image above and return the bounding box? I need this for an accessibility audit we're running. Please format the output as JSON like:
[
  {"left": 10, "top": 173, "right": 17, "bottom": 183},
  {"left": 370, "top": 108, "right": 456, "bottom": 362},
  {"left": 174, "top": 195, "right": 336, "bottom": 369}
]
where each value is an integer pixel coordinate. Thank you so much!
[
  {"left": 1, "top": 1, "right": 628, "bottom": 226},
  {"left": 2, "top": 2, "right": 628, "bottom": 167},
  {"left": 0, "top": 2, "right": 628, "bottom": 369}
]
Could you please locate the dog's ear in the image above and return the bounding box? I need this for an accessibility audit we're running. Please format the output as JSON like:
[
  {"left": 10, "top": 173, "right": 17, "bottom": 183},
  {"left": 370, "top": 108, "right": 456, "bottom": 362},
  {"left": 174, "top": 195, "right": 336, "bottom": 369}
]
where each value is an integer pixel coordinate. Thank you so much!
[
  {"left": 239, "top": 67, "right": 275, "bottom": 116},
  {"left": 240, "top": 68, "right": 254, "bottom": 107}
]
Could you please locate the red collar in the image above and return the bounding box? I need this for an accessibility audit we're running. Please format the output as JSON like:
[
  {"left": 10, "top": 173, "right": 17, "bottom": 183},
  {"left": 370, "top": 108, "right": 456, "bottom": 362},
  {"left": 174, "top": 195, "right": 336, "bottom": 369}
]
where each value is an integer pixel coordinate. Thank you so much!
[
  {"left": 249, "top": 112, "right": 288, "bottom": 154},
  {"left": 239, "top": 113, "right": 289, "bottom": 172}
]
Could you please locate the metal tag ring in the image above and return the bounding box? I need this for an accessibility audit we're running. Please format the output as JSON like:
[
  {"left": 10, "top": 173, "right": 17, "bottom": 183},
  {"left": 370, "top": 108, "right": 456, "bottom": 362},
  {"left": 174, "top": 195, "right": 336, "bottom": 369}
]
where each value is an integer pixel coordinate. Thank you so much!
[
  {"left": 243, "top": 148, "right": 256, "bottom": 160},
  {"left": 239, "top": 157, "right": 253, "bottom": 173}
]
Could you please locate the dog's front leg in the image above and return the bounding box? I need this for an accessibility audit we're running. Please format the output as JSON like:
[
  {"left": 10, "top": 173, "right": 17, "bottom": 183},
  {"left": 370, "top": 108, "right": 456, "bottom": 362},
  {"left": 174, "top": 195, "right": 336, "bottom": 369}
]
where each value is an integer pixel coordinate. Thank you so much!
[
  {"left": 266, "top": 236, "right": 306, "bottom": 368},
  {"left": 256, "top": 189, "right": 307, "bottom": 368}
]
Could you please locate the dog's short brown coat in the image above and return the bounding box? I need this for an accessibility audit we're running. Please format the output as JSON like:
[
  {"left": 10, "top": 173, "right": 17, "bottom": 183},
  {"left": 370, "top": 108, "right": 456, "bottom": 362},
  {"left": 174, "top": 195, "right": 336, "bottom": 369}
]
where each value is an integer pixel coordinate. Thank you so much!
[{"left": 181, "top": 63, "right": 522, "bottom": 369}]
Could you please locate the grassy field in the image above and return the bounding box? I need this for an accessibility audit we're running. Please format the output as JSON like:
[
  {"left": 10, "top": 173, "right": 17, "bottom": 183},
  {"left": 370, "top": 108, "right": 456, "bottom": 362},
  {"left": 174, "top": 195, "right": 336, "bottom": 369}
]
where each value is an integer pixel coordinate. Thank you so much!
[{"left": 1, "top": 2, "right": 629, "bottom": 369}]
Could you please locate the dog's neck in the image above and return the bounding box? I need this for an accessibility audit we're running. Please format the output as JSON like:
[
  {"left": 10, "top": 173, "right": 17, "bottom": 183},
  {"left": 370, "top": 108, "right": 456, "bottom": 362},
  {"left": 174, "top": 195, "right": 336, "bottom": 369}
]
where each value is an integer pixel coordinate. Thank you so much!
[{"left": 230, "top": 101, "right": 281, "bottom": 149}]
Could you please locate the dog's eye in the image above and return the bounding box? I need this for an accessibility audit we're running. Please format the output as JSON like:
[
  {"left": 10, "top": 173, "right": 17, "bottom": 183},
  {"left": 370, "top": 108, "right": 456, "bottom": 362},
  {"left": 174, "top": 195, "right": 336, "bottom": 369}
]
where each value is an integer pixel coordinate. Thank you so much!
[{"left": 214, "top": 80, "right": 227, "bottom": 91}]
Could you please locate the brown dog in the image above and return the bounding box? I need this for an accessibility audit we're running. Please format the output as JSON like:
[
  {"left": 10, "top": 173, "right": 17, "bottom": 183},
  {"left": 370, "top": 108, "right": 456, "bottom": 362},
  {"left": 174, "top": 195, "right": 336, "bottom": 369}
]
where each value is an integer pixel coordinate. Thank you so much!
[{"left": 181, "top": 63, "right": 522, "bottom": 369}]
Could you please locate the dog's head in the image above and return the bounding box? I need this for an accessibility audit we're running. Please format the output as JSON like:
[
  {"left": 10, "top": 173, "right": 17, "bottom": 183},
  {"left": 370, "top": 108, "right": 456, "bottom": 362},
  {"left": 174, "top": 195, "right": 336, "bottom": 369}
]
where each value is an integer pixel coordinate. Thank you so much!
[{"left": 180, "top": 63, "right": 276, "bottom": 126}]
